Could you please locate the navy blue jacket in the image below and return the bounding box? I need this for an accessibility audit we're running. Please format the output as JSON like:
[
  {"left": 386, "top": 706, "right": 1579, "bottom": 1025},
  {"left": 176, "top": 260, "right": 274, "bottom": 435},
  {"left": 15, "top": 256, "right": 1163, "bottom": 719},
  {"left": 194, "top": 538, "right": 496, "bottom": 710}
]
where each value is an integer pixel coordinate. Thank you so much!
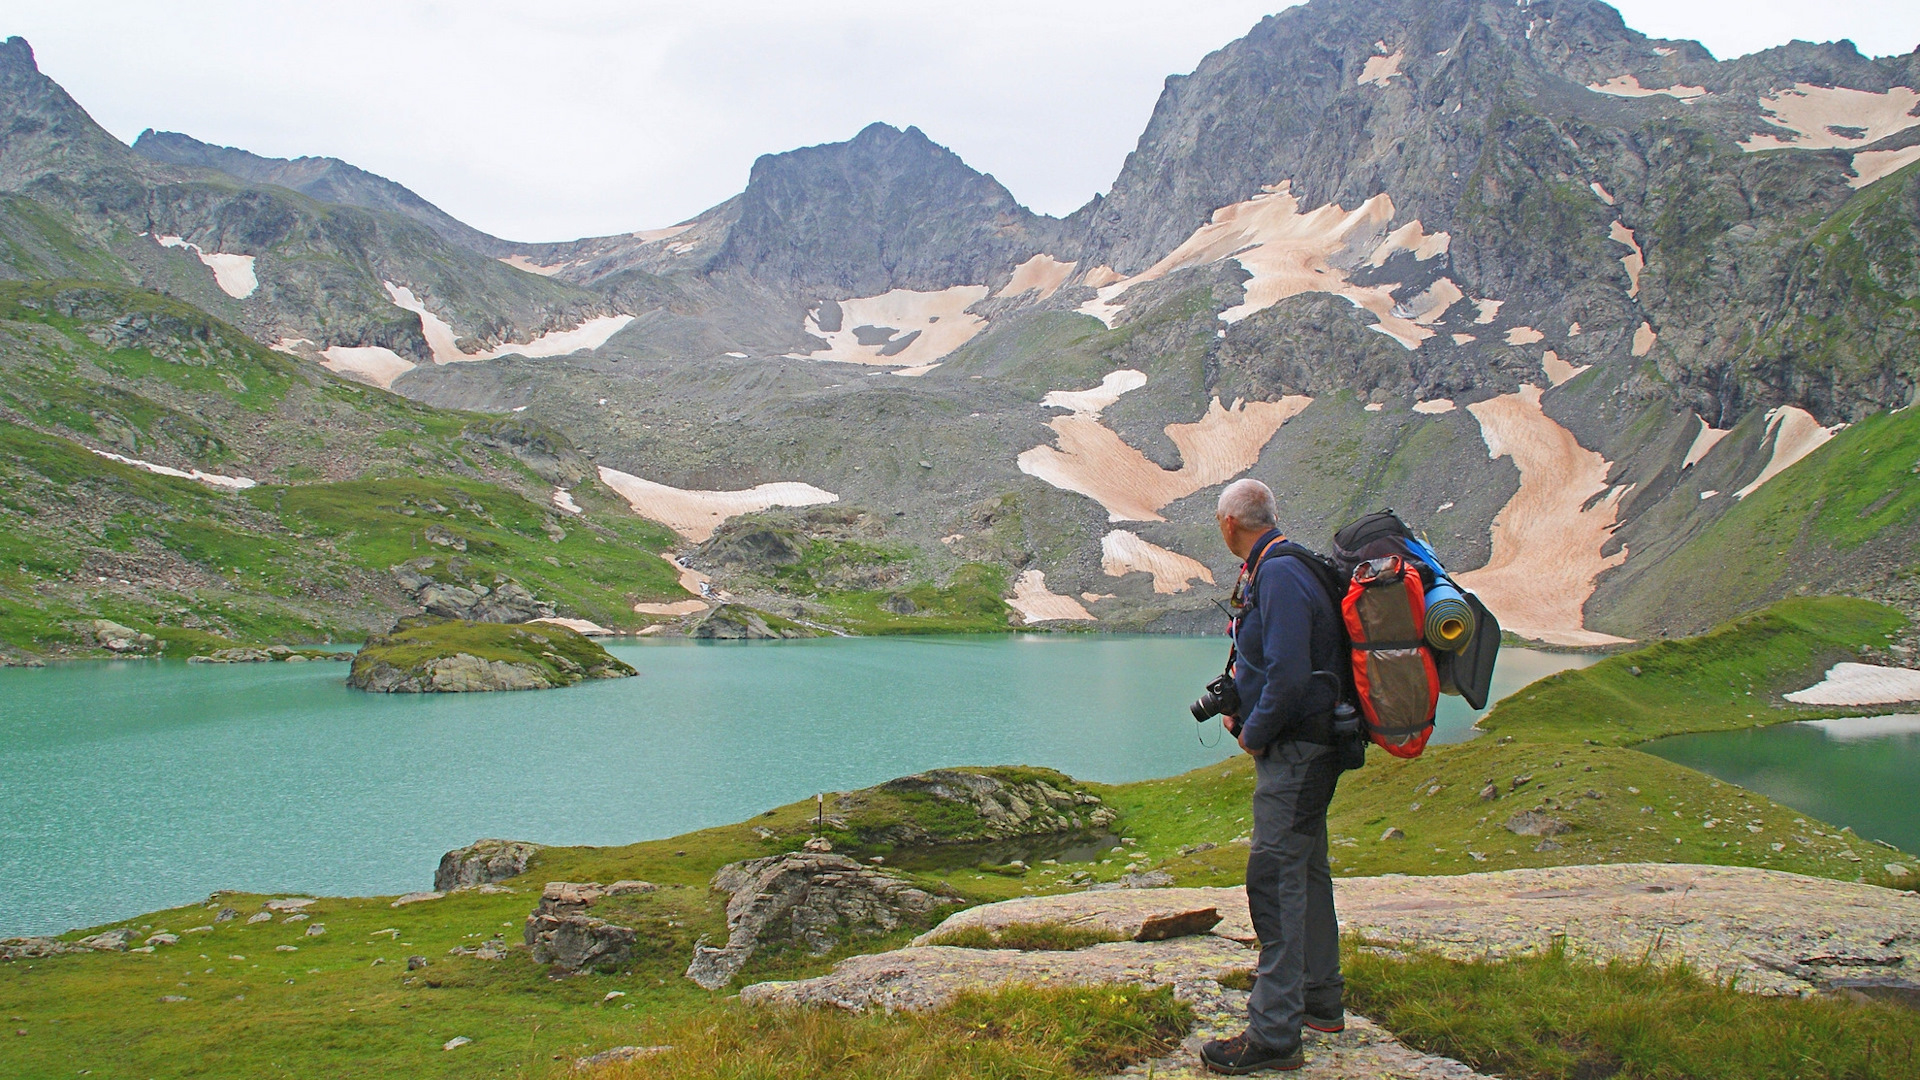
[{"left": 1232, "top": 530, "right": 1344, "bottom": 751}]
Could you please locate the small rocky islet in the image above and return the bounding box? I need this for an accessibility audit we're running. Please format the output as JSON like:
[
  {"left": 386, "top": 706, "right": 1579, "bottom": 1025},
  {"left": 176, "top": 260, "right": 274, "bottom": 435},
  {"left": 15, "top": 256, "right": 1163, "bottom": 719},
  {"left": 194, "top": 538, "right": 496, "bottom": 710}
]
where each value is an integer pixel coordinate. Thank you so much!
[{"left": 345, "top": 620, "right": 635, "bottom": 693}]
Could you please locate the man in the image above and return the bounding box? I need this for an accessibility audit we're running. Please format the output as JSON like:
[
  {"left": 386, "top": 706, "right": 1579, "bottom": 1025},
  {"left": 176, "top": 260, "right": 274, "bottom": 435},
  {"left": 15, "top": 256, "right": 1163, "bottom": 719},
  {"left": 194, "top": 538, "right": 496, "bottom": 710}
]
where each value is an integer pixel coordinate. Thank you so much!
[{"left": 1200, "top": 478, "right": 1345, "bottom": 1075}]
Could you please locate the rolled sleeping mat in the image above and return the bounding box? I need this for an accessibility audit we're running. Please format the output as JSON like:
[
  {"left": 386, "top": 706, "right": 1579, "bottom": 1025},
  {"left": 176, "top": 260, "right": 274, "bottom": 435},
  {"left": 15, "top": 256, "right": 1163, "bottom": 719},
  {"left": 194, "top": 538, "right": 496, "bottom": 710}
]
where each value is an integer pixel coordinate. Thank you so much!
[{"left": 1423, "top": 581, "right": 1475, "bottom": 652}]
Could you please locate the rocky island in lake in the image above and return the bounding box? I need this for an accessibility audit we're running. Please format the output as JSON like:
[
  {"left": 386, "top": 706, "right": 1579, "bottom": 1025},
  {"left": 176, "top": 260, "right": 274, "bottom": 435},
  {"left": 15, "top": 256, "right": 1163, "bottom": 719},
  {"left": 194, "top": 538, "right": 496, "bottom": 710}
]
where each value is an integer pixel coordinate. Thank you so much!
[{"left": 347, "top": 620, "right": 635, "bottom": 692}]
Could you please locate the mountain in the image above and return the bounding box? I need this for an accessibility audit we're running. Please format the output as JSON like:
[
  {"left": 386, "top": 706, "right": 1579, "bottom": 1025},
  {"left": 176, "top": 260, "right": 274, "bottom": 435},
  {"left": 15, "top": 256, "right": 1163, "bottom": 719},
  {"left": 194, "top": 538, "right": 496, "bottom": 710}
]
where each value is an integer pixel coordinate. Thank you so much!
[
  {"left": 2, "top": 0, "right": 1920, "bottom": 658},
  {"left": 130, "top": 128, "right": 514, "bottom": 256}
]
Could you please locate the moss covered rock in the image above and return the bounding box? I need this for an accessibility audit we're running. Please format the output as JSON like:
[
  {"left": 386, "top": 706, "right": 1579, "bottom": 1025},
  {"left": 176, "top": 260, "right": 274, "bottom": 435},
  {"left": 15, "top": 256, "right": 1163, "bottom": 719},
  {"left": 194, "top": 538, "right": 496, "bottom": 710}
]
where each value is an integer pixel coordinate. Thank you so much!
[{"left": 347, "top": 620, "right": 634, "bottom": 693}]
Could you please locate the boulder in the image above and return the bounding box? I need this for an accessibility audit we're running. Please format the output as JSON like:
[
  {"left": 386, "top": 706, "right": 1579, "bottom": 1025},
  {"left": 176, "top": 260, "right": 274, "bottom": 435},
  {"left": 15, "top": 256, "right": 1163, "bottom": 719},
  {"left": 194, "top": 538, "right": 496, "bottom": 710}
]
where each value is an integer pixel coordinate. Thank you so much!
[
  {"left": 0, "top": 937, "right": 80, "bottom": 960},
  {"left": 89, "top": 620, "right": 154, "bottom": 652},
  {"left": 1504, "top": 811, "right": 1571, "bottom": 838},
  {"left": 435, "top": 839, "right": 542, "bottom": 892},
  {"left": 524, "top": 882, "right": 638, "bottom": 973},
  {"left": 76, "top": 928, "right": 134, "bottom": 951},
  {"left": 685, "top": 852, "right": 957, "bottom": 990}
]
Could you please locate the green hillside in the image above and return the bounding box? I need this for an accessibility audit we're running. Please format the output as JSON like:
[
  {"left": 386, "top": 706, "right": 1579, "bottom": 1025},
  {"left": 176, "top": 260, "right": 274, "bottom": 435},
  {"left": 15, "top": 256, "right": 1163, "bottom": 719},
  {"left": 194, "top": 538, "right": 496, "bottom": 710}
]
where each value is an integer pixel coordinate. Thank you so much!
[{"left": 0, "top": 281, "right": 684, "bottom": 661}]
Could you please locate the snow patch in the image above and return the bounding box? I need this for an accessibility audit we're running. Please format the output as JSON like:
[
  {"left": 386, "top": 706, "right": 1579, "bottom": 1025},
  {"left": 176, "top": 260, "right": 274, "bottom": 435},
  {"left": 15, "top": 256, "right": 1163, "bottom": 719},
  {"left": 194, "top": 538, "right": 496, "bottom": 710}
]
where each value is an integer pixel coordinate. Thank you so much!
[
  {"left": 1587, "top": 74, "right": 1706, "bottom": 101},
  {"left": 597, "top": 467, "right": 839, "bottom": 543},
  {"left": 633, "top": 600, "right": 709, "bottom": 617},
  {"left": 1504, "top": 326, "right": 1544, "bottom": 346},
  {"left": 1367, "top": 220, "right": 1450, "bottom": 265},
  {"left": 319, "top": 346, "right": 415, "bottom": 389},
  {"left": 1412, "top": 399, "right": 1456, "bottom": 414},
  {"left": 1741, "top": 84, "right": 1920, "bottom": 153},
  {"left": 1733, "top": 406, "right": 1842, "bottom": 499},
  {"left": 552, "top": 489, "right": 583, "bottom": 515},
  {"left": 1681, "top": 414, "right": 1729, "bottom": 469},
  {"left": 1786, "top": 664, "right": 1920, "bottom": 706},
  {"left": 998, "top": 255, "right": 1077, "bottom": 300},
  {"left": 1019, "top": 381, "right": 1311, "bottom": 522},
  {"left": 1631, "top": 322, "right": 1657, "bottom": 357},
  {"left": 150, "top": 234, "right": 257, "bottom": 298},
  {"left": 1473, "top": 299, "right": 1504, "bottom": 325},
  {"left": 1608, "top": 221, "right": 1644, "bottom": 298},
  {"left": 1357, "top": 49, "right": 1405, "bottom": 87},
  {"left": 1541, "top": 351, "right": 1589, "bottom": 388},
  {"left": 1589, "top": 181, "right": 1615, "bottom": 205},
  {"left": 1041, "top": 369, "right": 1147, "bottom": 418},
  {"left": 1451, "top": 333, "right": 1477, "bottom": 346},
  {"left": 1850, "top": 145, "right": 1920, "bottom": 189},
  {"left": 498, "top": 255, "right": 566, "bottom": 277},
  {"left": 92, "top": 449, "right": 255, "bottom": 491},
  {"left": 383, "top": 282, "right": 633, "bottom": 364},
  {"left": 1455, "top": 385, "right": 1632, "bottom": 647},
  {"left": 1007, "top": 570, "right": 1095, "bottom": 624},
  {"left": 1100, "top": 531, "right": 1216, "bottom": 594},
  {"left": 530, "top": 617, "right": 613, "bottom": 635},
  {"left": 795, "top": 286, "right": 989, "bottom": 369}
]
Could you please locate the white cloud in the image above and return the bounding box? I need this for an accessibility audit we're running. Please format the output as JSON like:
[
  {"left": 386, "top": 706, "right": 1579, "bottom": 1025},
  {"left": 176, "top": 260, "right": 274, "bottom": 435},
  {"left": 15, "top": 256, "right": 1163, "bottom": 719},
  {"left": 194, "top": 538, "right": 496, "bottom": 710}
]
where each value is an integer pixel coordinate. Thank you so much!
[{"left": 11, "top": 1, "right": 1917, "bottom": 242}]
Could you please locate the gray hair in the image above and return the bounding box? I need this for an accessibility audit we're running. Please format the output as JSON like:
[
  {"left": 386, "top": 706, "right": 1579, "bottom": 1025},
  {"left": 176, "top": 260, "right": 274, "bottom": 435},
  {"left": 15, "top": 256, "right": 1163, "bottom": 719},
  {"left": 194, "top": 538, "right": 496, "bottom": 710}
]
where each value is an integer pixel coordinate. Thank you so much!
[{"left": 1217, "top": 478, "right": 1277, "bottom": 528}]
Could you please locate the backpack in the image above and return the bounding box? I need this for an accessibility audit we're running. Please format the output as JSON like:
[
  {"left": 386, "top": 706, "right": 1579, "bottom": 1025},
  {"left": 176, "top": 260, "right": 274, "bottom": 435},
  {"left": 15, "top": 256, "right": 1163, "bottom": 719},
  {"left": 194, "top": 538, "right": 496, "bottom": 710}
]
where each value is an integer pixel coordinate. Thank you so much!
[
  {"left": 1327, "top": 511, "right": 1502, "bottom": 758},
  {"left": 1245, "top": 538, "right": 1369, "bottom": 771}
]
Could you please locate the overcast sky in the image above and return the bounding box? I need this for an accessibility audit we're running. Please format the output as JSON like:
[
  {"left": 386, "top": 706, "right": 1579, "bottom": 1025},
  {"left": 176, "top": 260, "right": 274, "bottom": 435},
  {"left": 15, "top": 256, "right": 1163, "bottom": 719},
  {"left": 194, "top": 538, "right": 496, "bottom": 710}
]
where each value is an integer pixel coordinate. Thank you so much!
[{"left": 9, "top": 1, "right": 1918, "bottom": 242}]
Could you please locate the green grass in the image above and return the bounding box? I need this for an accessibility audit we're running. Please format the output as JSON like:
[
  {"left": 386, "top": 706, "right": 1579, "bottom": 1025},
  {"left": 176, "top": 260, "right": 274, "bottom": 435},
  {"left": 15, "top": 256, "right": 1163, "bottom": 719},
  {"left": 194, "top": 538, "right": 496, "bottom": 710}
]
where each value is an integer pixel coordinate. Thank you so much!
[
  {"left": 814, "top": 563, "right": 1014, "bottom": 634},
  {"left": 1348, "top": 941, "right": 1920, "bottom": 1079},
  {"left": 1484, "top": 597, "right": 1905, "bottom": 745},
  {"left": 0, "top": 279, "right": 696, "bottom": 655},
  {"left": 923, "top": 923, "right": 1126, "bottom": 951},
  {"left": 594, "top": 985, "right": 1189, "bottom": 1080}
]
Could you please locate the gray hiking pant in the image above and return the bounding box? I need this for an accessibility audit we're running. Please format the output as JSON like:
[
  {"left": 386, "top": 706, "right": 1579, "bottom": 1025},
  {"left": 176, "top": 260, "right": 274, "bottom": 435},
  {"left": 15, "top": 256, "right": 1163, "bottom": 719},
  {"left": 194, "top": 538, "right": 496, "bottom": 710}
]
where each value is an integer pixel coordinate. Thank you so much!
[{"left": 1245, "top": 739, "right": 1343, "bottom": 1049}]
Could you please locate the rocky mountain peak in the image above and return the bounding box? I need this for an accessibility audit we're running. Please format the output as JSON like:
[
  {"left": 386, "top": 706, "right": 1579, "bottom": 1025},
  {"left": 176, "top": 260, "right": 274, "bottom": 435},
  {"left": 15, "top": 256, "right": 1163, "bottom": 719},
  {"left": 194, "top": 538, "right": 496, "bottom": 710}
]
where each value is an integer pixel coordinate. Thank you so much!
[
  {"left": 705, "top": 121, "right": 1055, "bottom": 297},
  {"left": 0, "top": 35, "right": 145, "bottom": 190}
]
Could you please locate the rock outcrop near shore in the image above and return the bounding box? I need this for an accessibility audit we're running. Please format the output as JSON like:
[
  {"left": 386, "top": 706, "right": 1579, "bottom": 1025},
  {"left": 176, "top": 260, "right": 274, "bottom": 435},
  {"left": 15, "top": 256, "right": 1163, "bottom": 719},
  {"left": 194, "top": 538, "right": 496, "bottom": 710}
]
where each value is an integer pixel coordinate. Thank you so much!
[
  {"left": 348, "top": 620, "right": 634, "bottom": 693},
  {"left": 435, "top": 839, "right": 542, "bottom": 892},
  {"left": 686, "top": 852, "right": 958, "bottom": 990},
  {"left": 865, "top": 768, "right": 1119, "bottom": 845}
]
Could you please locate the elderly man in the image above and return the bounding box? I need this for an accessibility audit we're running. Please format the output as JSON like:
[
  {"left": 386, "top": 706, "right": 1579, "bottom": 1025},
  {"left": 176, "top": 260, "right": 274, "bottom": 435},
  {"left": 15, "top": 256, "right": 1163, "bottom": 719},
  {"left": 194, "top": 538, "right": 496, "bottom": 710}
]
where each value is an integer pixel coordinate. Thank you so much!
[{"left": 1200, "top": 477, "right": 1346, "bottom": 1075}]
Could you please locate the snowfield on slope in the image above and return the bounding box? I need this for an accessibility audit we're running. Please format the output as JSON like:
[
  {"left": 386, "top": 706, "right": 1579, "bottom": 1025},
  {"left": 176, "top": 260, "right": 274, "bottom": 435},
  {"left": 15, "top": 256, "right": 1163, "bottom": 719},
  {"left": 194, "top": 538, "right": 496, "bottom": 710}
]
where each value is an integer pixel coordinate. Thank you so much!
[
  {"left": 383, "top": 283, "right": 633, "bottom": 364},
  {"left": 1018, "top": 371, "right": 1311, "bottom": 522},
  {"left": 1456, "top": 385, "right": 1631, "bottom": 647},
  {"left": 596, "top": 467, "right": 839, "bottom": 543},
  {"left": 793, "top": 286, "right": 990, "bottom": 372},
  {"left": 150, "top": 234, "right": 257, "bottom": 298},
  {"left": 1073, "top": 181, "right": 1458, "bottom": 347}
]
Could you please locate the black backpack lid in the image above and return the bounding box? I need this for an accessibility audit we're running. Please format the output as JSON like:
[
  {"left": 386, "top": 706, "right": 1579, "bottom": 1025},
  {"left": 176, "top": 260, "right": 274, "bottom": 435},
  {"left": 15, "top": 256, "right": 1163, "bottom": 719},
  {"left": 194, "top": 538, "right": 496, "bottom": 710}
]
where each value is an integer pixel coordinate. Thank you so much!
[{"left": 1332, "top": 511, "right": 1412, "bottom": 561}]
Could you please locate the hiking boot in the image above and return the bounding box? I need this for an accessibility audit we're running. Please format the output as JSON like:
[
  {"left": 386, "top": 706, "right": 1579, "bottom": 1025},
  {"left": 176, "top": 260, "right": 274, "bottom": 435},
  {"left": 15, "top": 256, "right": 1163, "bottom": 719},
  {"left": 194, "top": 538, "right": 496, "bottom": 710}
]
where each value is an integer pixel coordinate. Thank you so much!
[
  {"left": 1200, "top": 1032, "right": 1304, "bottom": 1074},
  {"left": 1304, "top": 1006, "right": 1345, "bottom": 1033}
]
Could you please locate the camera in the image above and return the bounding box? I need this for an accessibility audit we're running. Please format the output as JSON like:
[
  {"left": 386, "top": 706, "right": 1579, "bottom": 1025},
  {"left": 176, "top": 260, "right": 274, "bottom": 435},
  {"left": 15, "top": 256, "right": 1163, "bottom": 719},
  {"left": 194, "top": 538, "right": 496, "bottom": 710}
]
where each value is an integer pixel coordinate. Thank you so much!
[{"left": 1190, "top": 671, "right": 1241, "bottom": 723}]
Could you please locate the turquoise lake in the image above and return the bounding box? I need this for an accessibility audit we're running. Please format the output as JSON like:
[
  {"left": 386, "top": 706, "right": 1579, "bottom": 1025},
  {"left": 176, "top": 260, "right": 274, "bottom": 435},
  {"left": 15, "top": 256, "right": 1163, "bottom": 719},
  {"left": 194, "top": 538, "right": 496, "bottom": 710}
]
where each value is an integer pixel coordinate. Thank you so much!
[
  {"left": 0, "top": 637, "right": 1592, "bottom": 937},
  {"left": 1647, "top": 715, "right": 1920, "bottom": 856}
]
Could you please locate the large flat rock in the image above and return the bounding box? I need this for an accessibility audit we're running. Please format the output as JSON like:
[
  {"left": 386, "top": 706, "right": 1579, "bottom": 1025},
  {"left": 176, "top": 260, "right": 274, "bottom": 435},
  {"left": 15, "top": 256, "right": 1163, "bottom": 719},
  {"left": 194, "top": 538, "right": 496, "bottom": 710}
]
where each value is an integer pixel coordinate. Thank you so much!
[
  {"left": 1333, "top": 863, "right": 1920, "bottom": 996},
  {"left": 752, "top": 864, "right": 1920, "bottom": 1016},
  {"left": 740, "top": 936, "right": 1250, "bottom": 1012}
]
